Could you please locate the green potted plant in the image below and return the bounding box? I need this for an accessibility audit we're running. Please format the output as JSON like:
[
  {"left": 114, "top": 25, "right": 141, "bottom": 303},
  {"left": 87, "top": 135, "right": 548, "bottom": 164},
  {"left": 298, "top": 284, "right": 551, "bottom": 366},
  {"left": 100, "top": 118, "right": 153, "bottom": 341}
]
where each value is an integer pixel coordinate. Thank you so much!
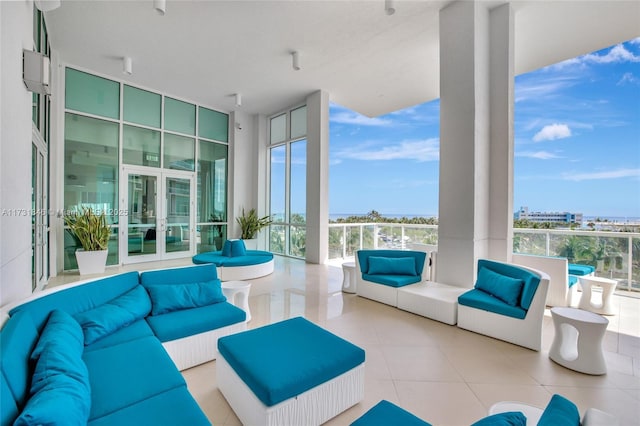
[
  {"left": 236, "top": 208, "right": 272, "bottom": 249},
  {"left": 64, "top": 207, "right": 111, "bottom": 275}
]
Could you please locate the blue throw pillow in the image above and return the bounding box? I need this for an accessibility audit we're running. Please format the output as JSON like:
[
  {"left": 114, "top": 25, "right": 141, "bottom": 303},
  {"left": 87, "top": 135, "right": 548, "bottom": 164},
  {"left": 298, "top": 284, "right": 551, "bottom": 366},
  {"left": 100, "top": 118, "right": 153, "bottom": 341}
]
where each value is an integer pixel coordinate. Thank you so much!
[
  {"left": 537, "top": 394, "right": 580, "bottom": 426},
  {"left": 368, "top": 256, "right": 417, "bottom": 276},
  {"left": 30, "top": 310, "right": 83, "bottom": 362},
  {"left": 74, "top": 285, "right": 152, "bottom": 345},
  {"left": 222, "top": 239, "right": 247, "bottom": 257},
  {"left": 470, "top": 412, "right": 526, "bottom": 426},
  {"left": 474, "top": 267, "right": 524, "bottom": 307},
  {"left": 146, "top": 279, "right": 227, "bottom": 316}
]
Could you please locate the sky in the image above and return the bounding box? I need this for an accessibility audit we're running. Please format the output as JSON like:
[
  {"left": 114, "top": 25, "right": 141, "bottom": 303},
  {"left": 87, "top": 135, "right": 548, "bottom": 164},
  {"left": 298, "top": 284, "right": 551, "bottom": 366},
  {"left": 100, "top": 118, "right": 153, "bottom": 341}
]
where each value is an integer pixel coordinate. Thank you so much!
[{"left": 328, "top": 38, "right": 640, "bottom": 219}]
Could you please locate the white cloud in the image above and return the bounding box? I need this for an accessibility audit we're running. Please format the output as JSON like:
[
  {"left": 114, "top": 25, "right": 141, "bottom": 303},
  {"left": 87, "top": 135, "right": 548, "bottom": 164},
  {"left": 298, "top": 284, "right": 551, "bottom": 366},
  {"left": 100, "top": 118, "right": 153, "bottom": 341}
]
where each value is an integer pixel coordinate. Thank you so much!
[
  {"left": 563, "top": 168, "right": 640, "bottom": 182},
  {"left": 552, "top": 43, "right": 640, "bottom": 69},
  {"left": 330, "top": 111, "right": 392, "bottom": 127},
  {"left": 617, "top": 72, "right": 639, "bottom": 86},
  {"left": 335, "top": 138, "right": 439, "bottom": 163},
  {"left": 533, "top": 124, "right": 572, "bottom": 142},
  {"left": 516, "top": 151, "right": 562, "bottom": 160},
  {"left": 515, "top": 78, "right": 575, "bottom": 103}
]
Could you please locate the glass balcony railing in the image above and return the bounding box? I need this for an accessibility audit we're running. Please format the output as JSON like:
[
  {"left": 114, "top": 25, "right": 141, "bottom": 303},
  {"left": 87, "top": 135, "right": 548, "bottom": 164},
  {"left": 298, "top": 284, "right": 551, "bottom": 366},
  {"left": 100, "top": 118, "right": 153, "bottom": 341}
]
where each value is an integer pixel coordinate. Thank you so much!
[{"left": 328, "top": 223, "right": 639, "bottom": 292}]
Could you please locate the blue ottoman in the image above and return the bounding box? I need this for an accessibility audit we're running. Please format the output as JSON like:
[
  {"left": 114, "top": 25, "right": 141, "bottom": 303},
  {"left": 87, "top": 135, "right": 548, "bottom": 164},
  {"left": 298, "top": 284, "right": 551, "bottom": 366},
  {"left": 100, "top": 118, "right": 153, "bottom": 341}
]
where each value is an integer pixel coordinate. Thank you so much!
[{"left": 217, "top": 317, "right": 365, "bottom": 426}]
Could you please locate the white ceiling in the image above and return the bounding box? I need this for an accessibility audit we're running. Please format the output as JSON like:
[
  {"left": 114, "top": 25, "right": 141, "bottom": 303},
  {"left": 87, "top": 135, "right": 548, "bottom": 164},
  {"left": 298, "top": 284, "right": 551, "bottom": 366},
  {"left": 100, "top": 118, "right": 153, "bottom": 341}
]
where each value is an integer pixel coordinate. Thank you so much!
[{"left": 44, "top": 1, "right": 639, "bottom": 117}]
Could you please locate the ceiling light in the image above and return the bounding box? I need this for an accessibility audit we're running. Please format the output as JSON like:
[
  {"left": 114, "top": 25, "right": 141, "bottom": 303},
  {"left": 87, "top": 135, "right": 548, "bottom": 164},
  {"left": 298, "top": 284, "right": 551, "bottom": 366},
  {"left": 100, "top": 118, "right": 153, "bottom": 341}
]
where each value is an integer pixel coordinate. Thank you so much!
[
  {"left": 235, "top": 93, "right": 242, "bottom": 107},
  {"left": 35, "top": 0, "right": 61, "bottom": 12},
  {"left": 123, "top": 57, "right": 132, "bottom": 75},
  {"left": 292, "top": 51, "right": 301, "bottom": 71},
  {"left": 154, "top": 0, "right": 166, "bottom": 15},
  {"left": 385, "top": 0, "right": 396, "bottom": 15}
]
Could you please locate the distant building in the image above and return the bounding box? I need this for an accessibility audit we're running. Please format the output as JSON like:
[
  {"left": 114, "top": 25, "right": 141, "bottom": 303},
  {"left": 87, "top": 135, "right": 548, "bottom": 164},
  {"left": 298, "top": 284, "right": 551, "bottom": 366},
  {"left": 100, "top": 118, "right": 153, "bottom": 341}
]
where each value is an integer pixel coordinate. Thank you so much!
[{"left": 514, "top": 206, "right": 583, "bottom": 225}]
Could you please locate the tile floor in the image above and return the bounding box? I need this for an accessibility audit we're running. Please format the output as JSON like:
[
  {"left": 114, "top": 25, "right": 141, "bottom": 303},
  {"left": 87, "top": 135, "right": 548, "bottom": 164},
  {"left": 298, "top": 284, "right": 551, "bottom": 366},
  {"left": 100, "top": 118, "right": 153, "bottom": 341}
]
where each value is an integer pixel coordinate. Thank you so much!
[{"left": 49, "top": 256, "right": 640, "bottom": 425}]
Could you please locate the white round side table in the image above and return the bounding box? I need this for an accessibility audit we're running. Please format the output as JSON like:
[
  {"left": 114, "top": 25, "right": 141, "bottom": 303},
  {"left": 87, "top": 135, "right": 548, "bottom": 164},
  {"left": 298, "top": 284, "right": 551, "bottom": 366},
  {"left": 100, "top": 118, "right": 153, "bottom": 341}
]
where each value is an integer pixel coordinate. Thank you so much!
[
  {"left": 222, "top": 280, "right": 252, "bottom": 322},
  {"left": 578, "top": 276, "right": 618, "bottom": 315},
  {"left": 549, "top": 307, "right": 608, "bottom": 375},
  {"left": 341, "top": 261, "right": 357, "bottom": 293}
]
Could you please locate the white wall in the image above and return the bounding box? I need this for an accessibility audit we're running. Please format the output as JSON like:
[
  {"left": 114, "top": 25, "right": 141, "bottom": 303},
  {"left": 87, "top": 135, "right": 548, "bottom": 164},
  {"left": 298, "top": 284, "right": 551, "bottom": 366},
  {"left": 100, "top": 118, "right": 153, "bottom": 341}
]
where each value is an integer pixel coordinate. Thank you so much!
[{"left": 0, "top": 1, "right": 37, "bottom": 306}]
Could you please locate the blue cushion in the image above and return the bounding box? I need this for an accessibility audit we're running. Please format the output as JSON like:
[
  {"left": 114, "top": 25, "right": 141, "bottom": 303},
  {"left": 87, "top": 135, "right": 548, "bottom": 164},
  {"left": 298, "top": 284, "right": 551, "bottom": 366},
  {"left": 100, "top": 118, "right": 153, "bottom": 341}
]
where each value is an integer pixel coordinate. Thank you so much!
[
  {"left": 146, "top": 280, "right": 226, "bottom": 316},
  {"left": 357, "top": 250, "right": 426, "bottom": 276},
  {"left": 146, "top": 302, "right": 246, "bottom": 342},
  {"left": 83, "top": 319, "right": 154, "bottom": 352},
  {"left": 568, "top": 275, "right": 579, "bottom": 288},
  {"left": 30, "top": 310, "right": 83, "bottom": 362},
  {"left": 9, "top": 271, "right": 140, "bottom": 330},
  {"left": 82, "top": 336, "right": 185, "bottom": 420},
  {"left": 568, "top": 264, "right": 595, "bottom": 276},
  {"left": 16, "top": 314, "right": 91, "bottom": 426},
  {"left": 537, "top": 394, "right": 580, "bottom": 426},
  {"left": 362, "top": 273, "right": 422, "bottom": 288},
  {"left": 221, "top": 239, "right": 247, "bottom": 257},
  {"left": 470, "top": 412, "right": 526, "bottom": 426},
  {"left": 0, "top": 310, "right": 38, "bottom": 408},
  {"left": 140, "top": 264, "right": 218, "bottom": 286},
  {"left": 368, "top": 256, "right": 417, "bottom": 276},
  {"left": 218, "top": 316, "right": 365, "bottom": 407},
  {"left": 474, "top": 267, "right": 524, "bottom": 307},
  {"left": 458, "top": 289, "right": 527, "bottom": 319},
  {"left": 351, "top": 400, "right": 432, "bottom": 426},
  {"left": 87, "top": 386, "right": 210, "bottom": 426},
  {"left": 192, "top": 251, "right": 274, "bottom": 267},
  {"left": 1, "top": 371, "right": 19, "bottom": 426},
  {"left": 477, "top": 260, "right": 540, "bottom": 310},
  {"left": 74, "top": 285, "right": 152, "bottom": 345}
]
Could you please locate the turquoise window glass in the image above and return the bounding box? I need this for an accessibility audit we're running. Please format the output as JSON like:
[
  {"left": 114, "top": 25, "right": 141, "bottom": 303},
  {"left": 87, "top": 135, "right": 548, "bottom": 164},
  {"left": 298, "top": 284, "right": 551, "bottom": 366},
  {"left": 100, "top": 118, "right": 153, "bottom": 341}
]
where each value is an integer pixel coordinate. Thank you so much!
[
  {"left": 64, "top": 113, "right": 119, "bottom": 227},
  {"left": 198, "top": 141, "right": 227, "bottom": 223},
  {"left": 123, "top": 85, "right": 161, "bottom": 128},
  {"left": 164, "top": 133, "right": 195, "bottom": 171},
  {"left": 165, "top": 97, "right": 196, "bottom": 135},
  {"left": 65, "top": 68, "right": 119, "bottom": 119},
  {"left": 123, "top": 125, "right": 161, "bottom": 167},
  {"left": 290, "top": 106, "right": 307, "bottom": 139},
  {"left": 290, "top": 140, "right": 306, "bottom": 224},
  {"left": 270, "top": 114, "right": 286, "bottom": 144},
  {"left": 198, "top": 107, "right": 228, "bottom": 142}
]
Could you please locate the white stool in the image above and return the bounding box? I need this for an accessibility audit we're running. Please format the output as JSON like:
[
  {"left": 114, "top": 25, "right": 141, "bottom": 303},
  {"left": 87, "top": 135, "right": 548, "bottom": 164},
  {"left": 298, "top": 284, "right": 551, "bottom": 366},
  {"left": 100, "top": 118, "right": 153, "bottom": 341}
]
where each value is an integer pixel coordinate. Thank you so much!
[
  {"left": 222, "top": 280, "right": 251, "bottom": 322},
  {"left": 578, "top": 276, "right": 618, "bottom": 315},
  {"left": 549, "top": 307, "right": 608, "bottom": 375},
  {"left": 342, "top": 261, "right": 357, "bottom": 293}
]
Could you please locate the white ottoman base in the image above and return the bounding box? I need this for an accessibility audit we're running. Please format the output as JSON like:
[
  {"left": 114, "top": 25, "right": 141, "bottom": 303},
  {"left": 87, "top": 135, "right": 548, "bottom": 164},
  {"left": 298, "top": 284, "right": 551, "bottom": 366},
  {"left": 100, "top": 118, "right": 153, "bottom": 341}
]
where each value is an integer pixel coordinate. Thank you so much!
[
  {"left": 217, "top": 355, "right": 365, "bottom": 426},
  {"left": 397, "top": 282, "right": 467, "bottom": 325}
]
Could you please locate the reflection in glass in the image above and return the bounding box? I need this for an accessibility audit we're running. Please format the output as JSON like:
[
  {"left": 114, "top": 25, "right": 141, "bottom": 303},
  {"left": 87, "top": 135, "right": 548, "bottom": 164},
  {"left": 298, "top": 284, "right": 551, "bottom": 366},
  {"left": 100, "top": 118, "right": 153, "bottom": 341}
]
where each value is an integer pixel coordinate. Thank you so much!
[
  {"left": 164, "top": 133, "right": 195, "bottom": 171},
  {"left": 123, "top": 125, "right": 160, "bottom": 167},
  {"left": 166, "top": 177, "right": 191, "bottom": 253},
  {"left": 198, "top": 141, "right": 227, "bottom": 223},
  {"left": 127, "top": 174, "right": 157, "bottom": 256}
]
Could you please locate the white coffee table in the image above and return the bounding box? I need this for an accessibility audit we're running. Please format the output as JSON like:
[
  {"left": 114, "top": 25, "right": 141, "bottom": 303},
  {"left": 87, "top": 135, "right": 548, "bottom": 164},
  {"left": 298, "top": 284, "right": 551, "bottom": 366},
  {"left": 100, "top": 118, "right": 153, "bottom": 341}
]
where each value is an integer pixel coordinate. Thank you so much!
[
  {"left": 222, "top": 280, "right": 252, "bottom": 322},
  {"left": 549, "top": 307, "right": 608, "bottom": 375}
]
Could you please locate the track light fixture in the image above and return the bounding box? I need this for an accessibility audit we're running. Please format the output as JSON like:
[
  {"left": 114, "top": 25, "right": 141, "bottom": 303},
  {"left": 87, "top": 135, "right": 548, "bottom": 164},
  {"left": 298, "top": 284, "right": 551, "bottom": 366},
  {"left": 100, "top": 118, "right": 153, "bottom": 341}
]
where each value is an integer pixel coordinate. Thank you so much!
[
  {"left": 235, "top": 93, "right": 242, "bottom": 107},
  {"left": 154, "top": 0, "right": 166, "bottom": 15},
  {"left": 385, "top": 0, "right": 396, "bottom": 15},
  {"left": 35, "top": 0, "right": 61, "bottom": 12},
  {"left": 123, "top": 57, "right": 132, "bottom": 75},
  {"left": 292, "top": 51, "right": 301, "bottom": 71}
]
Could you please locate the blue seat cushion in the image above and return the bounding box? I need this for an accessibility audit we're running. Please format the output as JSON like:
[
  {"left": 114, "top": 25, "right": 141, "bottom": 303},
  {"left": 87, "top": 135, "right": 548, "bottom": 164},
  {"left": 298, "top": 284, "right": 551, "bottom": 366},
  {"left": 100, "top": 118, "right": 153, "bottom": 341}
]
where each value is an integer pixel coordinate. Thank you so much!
[
  {"left": 351, "top": 400, "right": 432, "bottom": 426},
  {"left": 218, "top": 316, "right": 365, "bottom": 407},
  {"left": 357, "top": 250, "right": 426, "bottom": 276},
  {"left": 146, "top": 280, "right": 227, "bottom": 316},
  {"left": 1, "top": 371, "right": 19, "bottom": 426},
  {"left": 82, "top": 336, "right": 185, "bottom": 420},
  {"left": 30, "top": 310, "right": 84, "bottom": 361},
  {"left": 471, "top": 412, "right": 526, "bottom": 426},
  {"left": 568, "top": 275, "right": 579, "bottom": 288},
  {"left": 568, "top": 264, "right": 595, "bottom": 276},
  {"left": 221, "top": 239, "right": 247, "bottom": 257},
  {"left": 74, "top": 285, "right": 152, "bottom": 345},
  {"left": 146, "top": 302, "right": 246, "bottom": 342},
  {"left": 83, "top": 319, "right": 154, "bottom": 352},
  {"left": 87, "top": 386, "right": 210, "bottom": 426},
  {"left": 537, "top": 394, "right": 580, "bottom": 426},
  {"left": 474, "top": 267, "right": 524, "bottom": 307},
  {"left": 362, "top": 273, "right": 422, "bottom": 288},
  {"left": 0, "top": 310, "right": 39, "bottom": 409},
  {"left": 368, "top": 256, "right": 417, "bottom": 276},
  {"left": 458, "top": 289, "right": 527, "bottom": 319},
  {"left": 192, "top": 251, "right": 273, "bottom": 267}
]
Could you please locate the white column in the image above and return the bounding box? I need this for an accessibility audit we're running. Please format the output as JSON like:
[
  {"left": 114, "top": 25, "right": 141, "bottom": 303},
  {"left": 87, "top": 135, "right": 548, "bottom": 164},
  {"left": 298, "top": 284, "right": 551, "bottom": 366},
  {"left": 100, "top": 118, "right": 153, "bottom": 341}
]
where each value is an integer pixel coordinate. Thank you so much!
[
  {"left": 305, "top": 90, "right": 330, "bottom": 264},
  {"left": 437, "top": 1, "right": 514, "bottom": 287}
]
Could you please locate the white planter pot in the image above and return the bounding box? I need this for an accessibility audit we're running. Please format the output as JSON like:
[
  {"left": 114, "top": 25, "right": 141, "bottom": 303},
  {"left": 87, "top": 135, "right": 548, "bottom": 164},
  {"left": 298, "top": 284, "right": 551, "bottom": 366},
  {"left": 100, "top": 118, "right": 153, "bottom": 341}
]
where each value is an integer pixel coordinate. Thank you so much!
[
  {"left": 75, "top": 249, "right": 108, "bottom": 275},
  {"left": 242, "top": 239, "right": 258, "bottom": 250}
]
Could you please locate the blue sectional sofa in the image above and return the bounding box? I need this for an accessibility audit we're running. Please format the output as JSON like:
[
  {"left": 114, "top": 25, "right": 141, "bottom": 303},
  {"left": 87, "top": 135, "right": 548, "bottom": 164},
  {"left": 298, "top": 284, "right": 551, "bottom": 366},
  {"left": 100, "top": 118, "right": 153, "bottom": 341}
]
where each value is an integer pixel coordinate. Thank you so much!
[
  {"left": 193, "top": 239, "right": 274, "bottom": 281},
  {"left": 0, "top": 264, "right": 247, "bottom": 426},
  {"left": 356, "top": 250, "right": 427, "bottom": 306}
]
